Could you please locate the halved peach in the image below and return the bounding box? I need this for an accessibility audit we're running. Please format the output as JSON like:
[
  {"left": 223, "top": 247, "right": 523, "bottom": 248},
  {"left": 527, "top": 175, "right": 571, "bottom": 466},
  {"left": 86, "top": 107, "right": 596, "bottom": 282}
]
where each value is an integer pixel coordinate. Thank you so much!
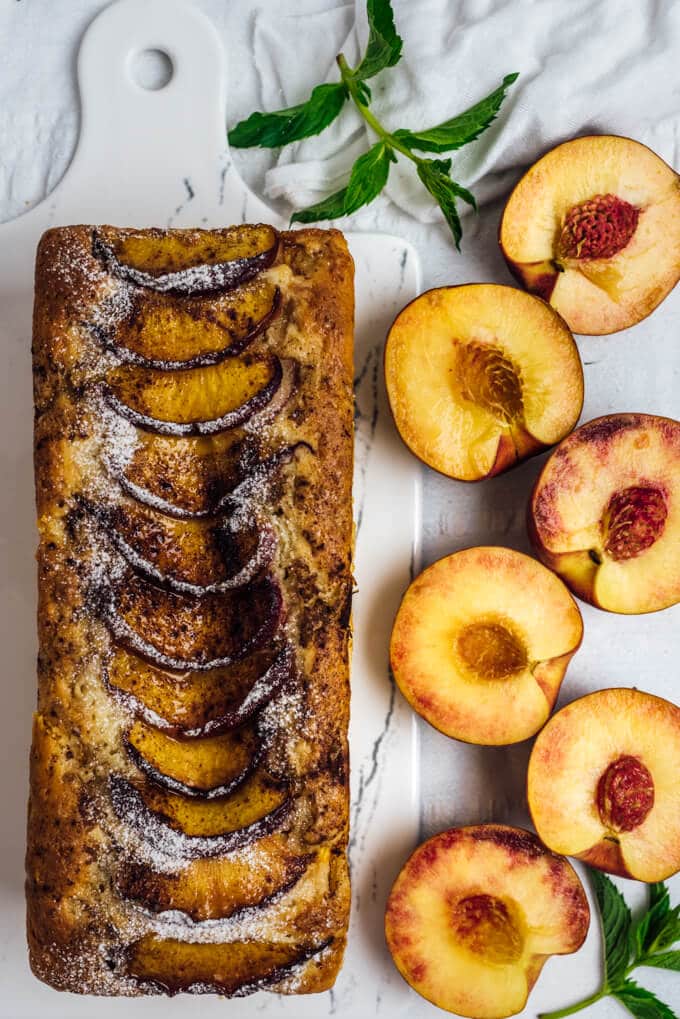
[
  {"left": 384, "top": 285, "right": 583, "bottom": 481},
  {"left": 500, "top": 135, "right": 680, "bottom": 334},
  {"left": 385, "top": 825, "right": 589, "bottom": 1019},
  {"left": 390, "top": 547, "right": 583, "bottom": 745},
  {"left": 528, "top": 688, "right": 680, "bottom": 882},
  {"left": 529, "top": 413, "right": 680, "bottom": 613}
]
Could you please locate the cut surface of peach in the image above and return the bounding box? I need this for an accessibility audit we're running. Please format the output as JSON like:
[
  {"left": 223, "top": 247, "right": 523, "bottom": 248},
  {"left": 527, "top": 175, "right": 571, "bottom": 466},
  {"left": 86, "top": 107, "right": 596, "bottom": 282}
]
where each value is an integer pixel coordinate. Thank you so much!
[
  {"left": 384, "top": 285, "right": 583, "bottom": 481},
  {"left": 390, "top": 547, "right": 582, "bottom": 745},
  {"left": 500, "top": 135, "right": 680, "bottom": 334},
  {"left": 529, "top": 413, "right": 680, "bottom": 614},
  {"left": 385, "top": 825, "right": 589, "bottom": 1019},
  {"left": 528, "top": 688, "right": 680, "bottom": 882}
]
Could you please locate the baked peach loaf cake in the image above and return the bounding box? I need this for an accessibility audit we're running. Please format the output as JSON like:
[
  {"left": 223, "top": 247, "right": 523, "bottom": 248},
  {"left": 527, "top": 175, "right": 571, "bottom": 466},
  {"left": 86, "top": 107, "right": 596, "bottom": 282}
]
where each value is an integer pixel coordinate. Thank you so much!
[{"left": 27, "top": 224, "right": 354, "bottom": 995}]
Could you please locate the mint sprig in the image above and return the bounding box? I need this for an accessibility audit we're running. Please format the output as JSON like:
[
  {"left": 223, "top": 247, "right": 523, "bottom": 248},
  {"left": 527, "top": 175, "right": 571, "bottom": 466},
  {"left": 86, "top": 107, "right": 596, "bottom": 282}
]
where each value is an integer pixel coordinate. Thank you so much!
[
  {"left": 228, "top": 0, "right": 518, "bottom": 249},
  {"left": 540, "top": 872, "right": 680, "bottom": 1019}
]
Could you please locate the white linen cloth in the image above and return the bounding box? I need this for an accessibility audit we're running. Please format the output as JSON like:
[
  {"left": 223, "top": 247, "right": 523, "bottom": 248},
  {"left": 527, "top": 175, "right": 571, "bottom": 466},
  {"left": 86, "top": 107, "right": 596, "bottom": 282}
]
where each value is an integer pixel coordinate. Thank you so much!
[{"left": 2, "top": 0, "right": 679, "bottom": 236}]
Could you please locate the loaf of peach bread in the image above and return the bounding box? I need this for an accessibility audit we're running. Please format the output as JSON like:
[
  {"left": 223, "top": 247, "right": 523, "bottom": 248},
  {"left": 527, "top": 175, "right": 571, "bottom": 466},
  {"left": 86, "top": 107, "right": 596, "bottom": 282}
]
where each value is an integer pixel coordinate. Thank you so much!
[{"left": 27, "top": 224, "right": 354, "bottom": 995}]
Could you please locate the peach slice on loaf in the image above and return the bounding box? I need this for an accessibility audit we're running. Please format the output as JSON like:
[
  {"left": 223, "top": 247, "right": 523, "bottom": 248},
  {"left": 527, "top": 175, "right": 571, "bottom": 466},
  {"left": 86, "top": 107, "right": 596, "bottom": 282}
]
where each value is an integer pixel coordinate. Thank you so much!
[
  {"left": 500, "top": 135, "right": 680, "bottom": 334},
  {"left": 528, "top": 688, "right": 680, "bottom": 882},
  {"left": 384, "top": 284, "right": 583, "bottom": 481},
  {"left": 529, "top": 413, "right": 680, "bottom": 614},
  {"left": 390, "top": 547, "right": 583, "bottom": 746},
  {"left": 385, "top": 824, "right": 590, "bottom": 1019}
]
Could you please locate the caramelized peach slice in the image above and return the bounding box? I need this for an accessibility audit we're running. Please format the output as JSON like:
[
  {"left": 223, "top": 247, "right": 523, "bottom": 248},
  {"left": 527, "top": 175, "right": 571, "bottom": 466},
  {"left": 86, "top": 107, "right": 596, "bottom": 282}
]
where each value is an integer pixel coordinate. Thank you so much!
[
  {"left": 384, "top": 285, "right": 583, "bottom": 481},
  {"left": 528, "top": 688, "right": 680, "bottom": 882},
  {"left": 98, "top": 278, "right": 280, "bottom": 368},
  {"left": 385, "top": 825, "right": 589, "bottom": 1019},
  {"left": 500, "top": 135, "right": 680, "bottom": 334},
  {"left": 529, "top": 413, "right": 680, "bottom": 613},
  {"left": 94, "top": 498, "right": 274, "bottom": 593},
  {"left": 390, "top": 547, "right": 582, "bottom": 745},
  {"left": 104, "top": 356, "right": 287, "bottom": 436},
  {"left": 94, "top": 224, "right": 279, "bottom": 294},
  {"left": 116, "top": 836, "right": 315, "bottom": 921},
  {"left": 110, "top": 771, "right": 291, "bottom": 858},
  {"left": 126, "top": 934, "right": 331, "bottom": 995},
  {"left": 105, "top": 645, "right": 292, "bottom": 737},
  {"left": 113, "top": 430, "right": 254, "bottom": 518},
  {"left": 125, "top": 718, "right": 261, "bottom": 797},
  {"left": 114, "top": 432, "right": 306, "bottom": 519},
  {"left": 103, "top": 572, "right": 282, "bottom": 670}
]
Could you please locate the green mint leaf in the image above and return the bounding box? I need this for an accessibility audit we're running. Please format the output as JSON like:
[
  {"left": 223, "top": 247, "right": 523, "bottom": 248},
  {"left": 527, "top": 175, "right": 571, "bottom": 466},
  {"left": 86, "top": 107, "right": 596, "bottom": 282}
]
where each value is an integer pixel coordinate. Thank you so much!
[
  {"left": 417, "top": 157, "right": 479, "bottom": 249},
  {"left": 289, "top": 186, "right": 349, "bottom": 224},
  {"left": 640, "top": 951, "right": 680, "bottom": 972},
  {"left": 228, "top": 82, "right": 348, "bottom": 148},
  {"left": 635, "top": 884, "right": 671, "bottom": 958},
  {"left": 615, "top": 981, "right": 678, "bottom": 1019},
  {"left": 590, "top": 869, "right": 632, "bottom": 988},
  {"left": 394, "top": 71, "right": 519, "bottom": 154},
  {"left": 291, "top": 141, "right": 392, "bottom": 224},
  {"left": 652, "top": 910, "right": 680, "bottom": 952},
  {"left": 354, "top": 0, "right": 403, "bottom": 81}
]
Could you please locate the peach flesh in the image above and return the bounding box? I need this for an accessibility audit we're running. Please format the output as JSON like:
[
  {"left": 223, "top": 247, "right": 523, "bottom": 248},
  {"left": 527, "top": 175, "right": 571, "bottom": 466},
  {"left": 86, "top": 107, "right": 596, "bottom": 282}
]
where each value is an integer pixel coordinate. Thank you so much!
[
  {"left": 449, "top": 893, "right": 524, "bottom": 965},
  {"left": 558, "top": 194, "right": 639, "bottom": 261},
  {"left": 602, "top": 485, "right": 668, "bottom": 561},
  {"left": 456, "top": 620, "right": 528, "bottom": 681},
  {"left": 597, "top": 755, "right": 654, "bottom": 833}
]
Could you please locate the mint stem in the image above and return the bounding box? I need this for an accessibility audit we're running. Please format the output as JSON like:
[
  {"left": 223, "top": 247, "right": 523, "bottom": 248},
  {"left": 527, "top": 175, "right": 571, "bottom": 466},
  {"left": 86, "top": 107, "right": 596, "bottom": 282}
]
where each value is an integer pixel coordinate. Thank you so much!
[
  {"left": 336, "top": 53, "right": 423, "bottom": 166},
  {"left": 539, "top": 989, "right": 606, "bottom": 1019}
]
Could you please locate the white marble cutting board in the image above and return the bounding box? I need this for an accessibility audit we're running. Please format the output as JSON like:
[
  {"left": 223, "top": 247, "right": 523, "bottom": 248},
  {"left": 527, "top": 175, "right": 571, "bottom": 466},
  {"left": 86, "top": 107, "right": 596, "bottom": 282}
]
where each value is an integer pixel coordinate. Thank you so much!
[{"left": 0, "top": 1, "right": 421, "bottom": 1016}]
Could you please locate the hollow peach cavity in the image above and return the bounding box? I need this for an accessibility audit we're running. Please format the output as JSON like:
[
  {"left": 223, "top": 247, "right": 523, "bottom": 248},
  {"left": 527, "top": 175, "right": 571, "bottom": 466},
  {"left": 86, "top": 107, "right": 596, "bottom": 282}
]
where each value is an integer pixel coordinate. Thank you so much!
[
  {"left": 597, "top": 755, "right": 654, "bottom": 833},
  {"left": 449, "top": 894, "right": 524, "bottom": 965},
  {"left": 456, "top": 620, "right": 528, "bottom": 681},
  {"left": 558, "top": 194, "right": 639, "bottom": 261},
  {"left": 602, "top": 485, "right": 667, "bottom": 561}
]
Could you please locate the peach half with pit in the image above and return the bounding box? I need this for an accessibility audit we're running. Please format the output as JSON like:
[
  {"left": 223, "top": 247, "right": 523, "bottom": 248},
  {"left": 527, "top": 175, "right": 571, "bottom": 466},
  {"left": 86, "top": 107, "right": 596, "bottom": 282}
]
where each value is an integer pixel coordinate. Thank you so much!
[
  {"left": 528, "top": 688, "right": 680, "bottom": 882},
  {"left": 500, "top": 135, "right": 680, "bottom": 334},
  {"left": 384, "top": 284, "right": 583, "bottom": 481},
  {"left": 385, "top": 824, "right": 590, "bottom": 1019},
  {"left": 390, "top": 547, "right": 583, "bottom": 745},
  {"left": 529, "top": 413, "right": 680, "bottom": 614}
]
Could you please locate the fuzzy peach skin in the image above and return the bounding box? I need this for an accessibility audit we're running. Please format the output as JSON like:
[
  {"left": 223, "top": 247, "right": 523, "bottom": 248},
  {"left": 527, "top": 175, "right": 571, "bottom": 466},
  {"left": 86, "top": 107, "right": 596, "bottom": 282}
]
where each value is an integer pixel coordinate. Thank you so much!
[
  {"left": 500, "top": 135, "right": 680, "bottom": 335},
  {"left": 527, "top": 688, "right": 680, "bottom": 882},
  {"left": 390, "top": 547, "right": 583, "bottom": 746},
  {"left": 529, "top": 413, "right": 680, "bottom": 614},
  {"left": 384, "top": 284, "right": 583, "bottom": 481},
  {"left": 385, "top": 824, "right": 590, "bottom": 1019}
]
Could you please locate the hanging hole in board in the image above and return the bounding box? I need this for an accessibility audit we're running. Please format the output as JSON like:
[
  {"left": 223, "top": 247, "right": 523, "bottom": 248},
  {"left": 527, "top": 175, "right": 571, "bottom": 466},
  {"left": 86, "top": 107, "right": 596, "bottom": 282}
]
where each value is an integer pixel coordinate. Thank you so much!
[{"left": 130, "top": 49, "right": 174, "bottom": 91}]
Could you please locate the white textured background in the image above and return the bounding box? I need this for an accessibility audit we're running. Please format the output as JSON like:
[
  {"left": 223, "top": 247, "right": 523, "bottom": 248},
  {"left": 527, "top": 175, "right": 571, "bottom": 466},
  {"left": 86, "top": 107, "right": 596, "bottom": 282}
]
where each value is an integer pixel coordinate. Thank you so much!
[{"left": 1, "top": 0, "right": 679, "bottom": 1015}]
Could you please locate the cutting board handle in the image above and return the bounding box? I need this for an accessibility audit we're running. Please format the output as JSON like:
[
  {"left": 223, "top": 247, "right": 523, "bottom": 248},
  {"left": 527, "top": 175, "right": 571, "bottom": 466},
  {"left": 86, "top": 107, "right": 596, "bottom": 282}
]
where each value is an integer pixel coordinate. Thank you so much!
[{"left": 45, "top": 0, "right": 278, "bottom": 225}]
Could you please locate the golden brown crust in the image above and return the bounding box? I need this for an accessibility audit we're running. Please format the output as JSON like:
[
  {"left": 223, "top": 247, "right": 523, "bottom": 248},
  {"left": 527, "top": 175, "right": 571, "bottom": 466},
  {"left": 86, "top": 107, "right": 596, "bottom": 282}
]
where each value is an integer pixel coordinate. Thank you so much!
[{"left": 27, "top": 224, "right": 354, "bottom": 995}]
